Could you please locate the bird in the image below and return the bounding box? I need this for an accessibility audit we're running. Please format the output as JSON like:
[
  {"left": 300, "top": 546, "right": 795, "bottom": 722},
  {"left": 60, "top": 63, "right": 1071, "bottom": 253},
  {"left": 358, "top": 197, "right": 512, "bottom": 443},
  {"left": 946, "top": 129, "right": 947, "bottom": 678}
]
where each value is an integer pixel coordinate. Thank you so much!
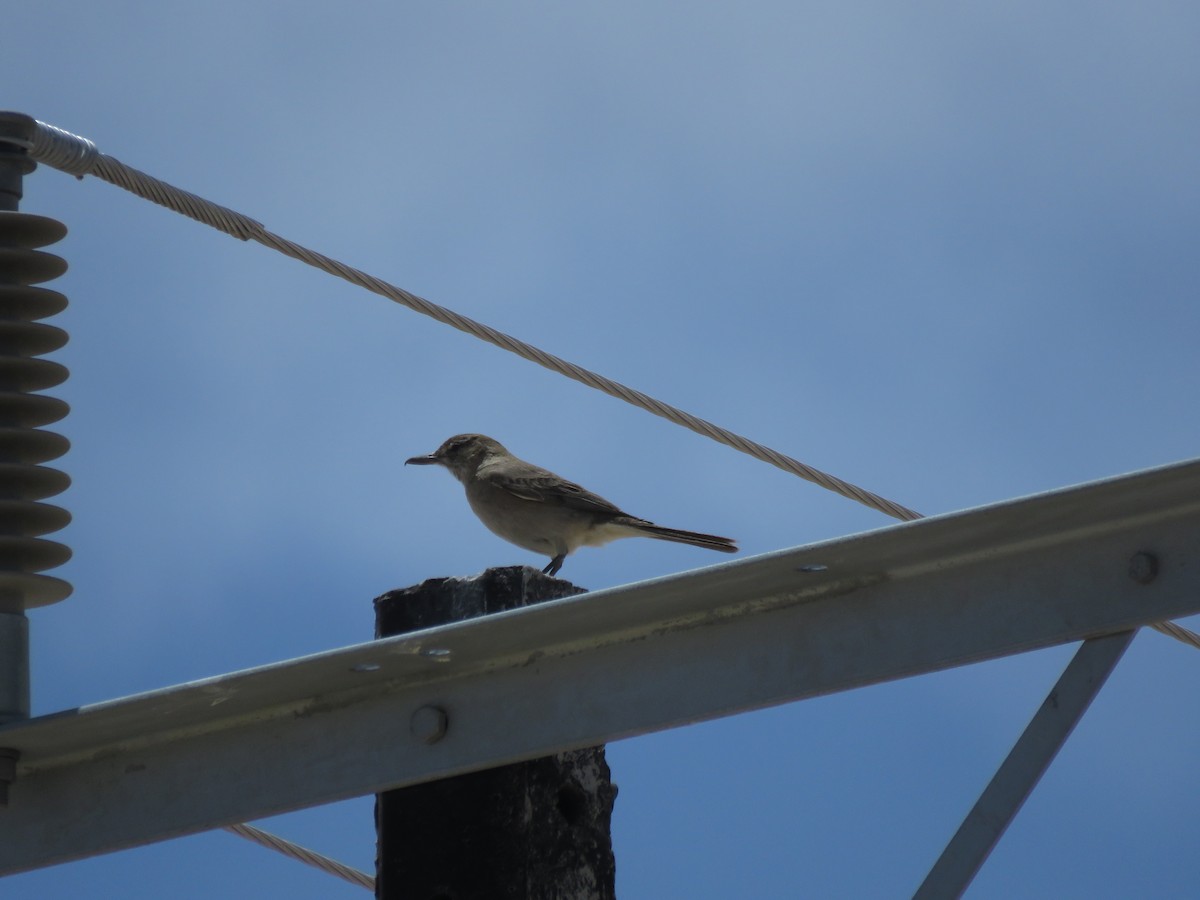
[{"left": 405, "top": 434, "right": 738, "bottom": 576}]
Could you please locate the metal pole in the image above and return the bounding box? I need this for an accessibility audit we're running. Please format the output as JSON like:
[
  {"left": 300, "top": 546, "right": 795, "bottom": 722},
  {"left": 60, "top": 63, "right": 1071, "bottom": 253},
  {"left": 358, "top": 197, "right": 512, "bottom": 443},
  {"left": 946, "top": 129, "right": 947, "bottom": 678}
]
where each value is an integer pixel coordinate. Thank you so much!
[
  {"left": 373, "top": 566, "right": 618, "bottom": 900},
  {"left": 914, "top": 629, "right": 1136, "bottom": 899}
]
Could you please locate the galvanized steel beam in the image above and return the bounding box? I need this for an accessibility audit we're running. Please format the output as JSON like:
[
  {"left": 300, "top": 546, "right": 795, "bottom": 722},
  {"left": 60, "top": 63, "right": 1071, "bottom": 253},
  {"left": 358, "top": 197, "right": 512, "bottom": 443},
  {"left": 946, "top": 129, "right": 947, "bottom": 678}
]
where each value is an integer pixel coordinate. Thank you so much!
[{"left": 1, "top": 458, "right": 1199, "bottom": 875}]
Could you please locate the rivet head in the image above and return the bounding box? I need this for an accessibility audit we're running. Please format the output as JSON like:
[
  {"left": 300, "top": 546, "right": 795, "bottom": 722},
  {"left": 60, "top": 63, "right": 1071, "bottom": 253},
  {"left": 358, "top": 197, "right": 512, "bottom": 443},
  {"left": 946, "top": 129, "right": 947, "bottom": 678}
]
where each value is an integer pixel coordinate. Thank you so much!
[
  {"left": 411, "top": 705, "right": 448, "bottom": 744},
  {"left": 1129, "top": 551, "right": 1159, "bottom": 585}
]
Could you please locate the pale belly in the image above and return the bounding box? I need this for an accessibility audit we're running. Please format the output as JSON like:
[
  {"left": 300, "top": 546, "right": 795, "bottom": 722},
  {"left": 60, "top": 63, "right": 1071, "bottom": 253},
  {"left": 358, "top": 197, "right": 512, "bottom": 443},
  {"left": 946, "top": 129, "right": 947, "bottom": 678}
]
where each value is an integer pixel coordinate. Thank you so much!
[{"left": 464, "top": 483, "right": 631, "bottom": 556}]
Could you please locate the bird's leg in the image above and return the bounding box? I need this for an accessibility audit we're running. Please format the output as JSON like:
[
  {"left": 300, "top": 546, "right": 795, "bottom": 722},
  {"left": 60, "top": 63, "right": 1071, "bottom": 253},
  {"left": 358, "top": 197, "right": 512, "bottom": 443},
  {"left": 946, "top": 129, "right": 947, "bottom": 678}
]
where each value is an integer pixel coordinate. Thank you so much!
[{"left": 543, "top": 554, "right": 565, "bottom": 576}]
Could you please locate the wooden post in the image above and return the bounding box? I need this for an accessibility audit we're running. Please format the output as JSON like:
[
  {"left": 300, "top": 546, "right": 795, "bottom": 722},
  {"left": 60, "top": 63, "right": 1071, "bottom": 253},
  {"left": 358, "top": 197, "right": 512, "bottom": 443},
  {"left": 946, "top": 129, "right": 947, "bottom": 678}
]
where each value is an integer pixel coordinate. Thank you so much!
[{"left": 374, "top": 566, "right": 618, "bottom": 900}]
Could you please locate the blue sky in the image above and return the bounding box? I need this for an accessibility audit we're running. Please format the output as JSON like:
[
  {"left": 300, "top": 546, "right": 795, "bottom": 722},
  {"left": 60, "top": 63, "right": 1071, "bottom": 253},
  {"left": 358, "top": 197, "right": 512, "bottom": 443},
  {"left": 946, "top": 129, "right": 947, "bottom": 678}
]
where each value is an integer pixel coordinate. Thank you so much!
[{"left": 5, "top": 2, "right": 1200, "bottom": 897}]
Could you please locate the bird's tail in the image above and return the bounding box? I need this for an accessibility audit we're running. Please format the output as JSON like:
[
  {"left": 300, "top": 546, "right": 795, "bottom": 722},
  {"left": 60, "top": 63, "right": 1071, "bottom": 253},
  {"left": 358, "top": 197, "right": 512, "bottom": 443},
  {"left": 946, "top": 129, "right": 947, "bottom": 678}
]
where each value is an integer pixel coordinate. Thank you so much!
[{"left": 624, "top": 520, "right": 738, "bottom": 554}]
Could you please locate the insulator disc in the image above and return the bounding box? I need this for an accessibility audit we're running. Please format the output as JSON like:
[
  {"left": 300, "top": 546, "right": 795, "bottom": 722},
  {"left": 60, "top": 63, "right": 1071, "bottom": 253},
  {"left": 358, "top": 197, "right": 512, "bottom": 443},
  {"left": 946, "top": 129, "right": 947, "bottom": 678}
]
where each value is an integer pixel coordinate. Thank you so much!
[
  {"left": 0, "top": 357, "right": 68, "bottom": 391},
  {"left": 0, "top": 285, "right": 67, "bottom": 320},
  {"left": 0, "top": 464, "right": 70, "bottom": 500},
  {"left": 0, "top": 535, "right": 71, "bottom": 570},
  {"left": 0, "top": 394, "right": 68, "bottom": 428},
  {"left": 0, "top": 499, "right": 71, "bottom": 536},
  {"left": 0, "top": 320, "right": 69, "bottom": 356},
  {"left": 0, "top": 248, "right": 68, "bottom": 285},
  {"left": 0, "top": 428, "right": 69, "bottom": 464},
  {"left": 0, "top": 212, "right": 67, "bottom": 248},
  {"left": 0, "top": 571, "right": 72, "bottom": 611}
]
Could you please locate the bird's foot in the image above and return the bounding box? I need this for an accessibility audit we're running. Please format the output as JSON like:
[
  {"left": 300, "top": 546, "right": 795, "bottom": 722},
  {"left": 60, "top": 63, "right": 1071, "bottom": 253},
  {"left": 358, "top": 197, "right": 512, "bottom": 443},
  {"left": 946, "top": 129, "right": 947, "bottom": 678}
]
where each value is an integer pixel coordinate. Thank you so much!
[{"left": 543, "top": 554, "right": 565, "bottom": 577}]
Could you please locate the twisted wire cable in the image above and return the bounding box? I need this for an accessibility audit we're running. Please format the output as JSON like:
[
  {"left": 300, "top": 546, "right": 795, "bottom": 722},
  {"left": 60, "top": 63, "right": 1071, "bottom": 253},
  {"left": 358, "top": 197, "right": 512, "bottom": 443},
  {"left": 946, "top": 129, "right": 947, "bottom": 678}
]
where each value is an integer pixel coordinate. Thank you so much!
[
  {"left": 1150, "top": 620, "right": 1200, "bottom": 651},
  {"left": 26, "top": 118, "right": 1199, "bottom": 655},
  {"left": 29, "top": 120, "right": 921, "bottom": 523},
  {"left": 224, "top": 822, "right": 374, "bottom": 891}
]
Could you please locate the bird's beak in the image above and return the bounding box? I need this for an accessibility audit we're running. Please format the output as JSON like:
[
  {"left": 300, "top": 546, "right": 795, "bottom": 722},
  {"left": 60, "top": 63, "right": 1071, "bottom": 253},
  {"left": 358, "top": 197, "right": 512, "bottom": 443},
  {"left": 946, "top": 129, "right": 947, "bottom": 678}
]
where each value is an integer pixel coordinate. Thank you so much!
[{"left": 405, "top": 453, "right": 440, "bottom": 466}]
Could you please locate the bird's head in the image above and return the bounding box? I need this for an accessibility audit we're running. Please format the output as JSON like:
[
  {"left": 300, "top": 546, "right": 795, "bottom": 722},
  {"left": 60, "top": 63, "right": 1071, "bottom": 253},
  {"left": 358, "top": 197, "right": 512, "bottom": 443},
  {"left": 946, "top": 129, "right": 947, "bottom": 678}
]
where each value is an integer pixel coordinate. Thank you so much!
[{"left": 405, "top": 434, "right": 507, "bottom": 482}]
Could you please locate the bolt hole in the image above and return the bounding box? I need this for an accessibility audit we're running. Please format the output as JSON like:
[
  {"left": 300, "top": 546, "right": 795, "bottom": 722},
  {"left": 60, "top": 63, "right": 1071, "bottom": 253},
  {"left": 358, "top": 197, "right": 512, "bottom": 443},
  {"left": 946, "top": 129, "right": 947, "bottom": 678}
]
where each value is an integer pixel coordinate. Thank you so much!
[{"left": 1129, "top": 551, "right": 1159, "bottom": 585}]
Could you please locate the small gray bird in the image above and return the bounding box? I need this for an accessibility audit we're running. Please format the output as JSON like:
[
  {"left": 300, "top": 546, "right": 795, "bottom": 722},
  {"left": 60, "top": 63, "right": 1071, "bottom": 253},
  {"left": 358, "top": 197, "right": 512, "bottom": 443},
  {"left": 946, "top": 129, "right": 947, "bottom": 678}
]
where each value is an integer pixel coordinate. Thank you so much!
[{"left": 406, "top": 434, "right": 738, "bottom": 576}]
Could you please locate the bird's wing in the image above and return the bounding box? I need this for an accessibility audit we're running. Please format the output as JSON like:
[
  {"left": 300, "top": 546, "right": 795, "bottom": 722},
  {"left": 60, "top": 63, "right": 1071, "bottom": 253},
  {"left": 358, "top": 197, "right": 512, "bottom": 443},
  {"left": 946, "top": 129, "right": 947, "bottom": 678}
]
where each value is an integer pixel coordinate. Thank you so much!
[{"left": 482, "top": 467, "right": 627, "bottom": 517}]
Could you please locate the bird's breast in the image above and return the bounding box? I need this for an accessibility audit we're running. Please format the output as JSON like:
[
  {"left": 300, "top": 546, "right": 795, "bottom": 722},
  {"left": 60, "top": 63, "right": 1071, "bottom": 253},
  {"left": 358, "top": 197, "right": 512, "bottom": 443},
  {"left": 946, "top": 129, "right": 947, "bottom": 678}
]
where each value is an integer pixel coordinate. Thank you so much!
[{"left": 464, "top": 481, "right": 591, "bottom": 556}]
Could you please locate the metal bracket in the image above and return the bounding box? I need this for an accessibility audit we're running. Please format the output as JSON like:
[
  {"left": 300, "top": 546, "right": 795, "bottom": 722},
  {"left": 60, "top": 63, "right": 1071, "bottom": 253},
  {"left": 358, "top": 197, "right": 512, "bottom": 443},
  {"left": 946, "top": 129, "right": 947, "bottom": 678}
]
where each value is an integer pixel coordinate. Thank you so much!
[{"left": 914, "top": 629, "right": 1137, "bottom": 899}]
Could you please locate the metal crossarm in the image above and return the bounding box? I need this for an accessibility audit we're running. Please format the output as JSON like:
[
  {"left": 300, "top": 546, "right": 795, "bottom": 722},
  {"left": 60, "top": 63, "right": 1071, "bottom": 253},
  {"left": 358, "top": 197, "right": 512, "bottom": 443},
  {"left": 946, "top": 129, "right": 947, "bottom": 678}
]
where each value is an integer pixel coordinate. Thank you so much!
[{"left": 0, "top": 458, "right": 1198, "bottom": 876}]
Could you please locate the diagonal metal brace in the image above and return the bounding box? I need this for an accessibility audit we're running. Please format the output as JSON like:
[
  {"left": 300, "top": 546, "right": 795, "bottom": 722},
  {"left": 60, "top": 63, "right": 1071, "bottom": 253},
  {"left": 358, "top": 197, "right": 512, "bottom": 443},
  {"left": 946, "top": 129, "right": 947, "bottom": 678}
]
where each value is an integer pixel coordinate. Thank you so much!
[{"left": 914, "top": 629, "right": 1137, "bottom": 899}]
